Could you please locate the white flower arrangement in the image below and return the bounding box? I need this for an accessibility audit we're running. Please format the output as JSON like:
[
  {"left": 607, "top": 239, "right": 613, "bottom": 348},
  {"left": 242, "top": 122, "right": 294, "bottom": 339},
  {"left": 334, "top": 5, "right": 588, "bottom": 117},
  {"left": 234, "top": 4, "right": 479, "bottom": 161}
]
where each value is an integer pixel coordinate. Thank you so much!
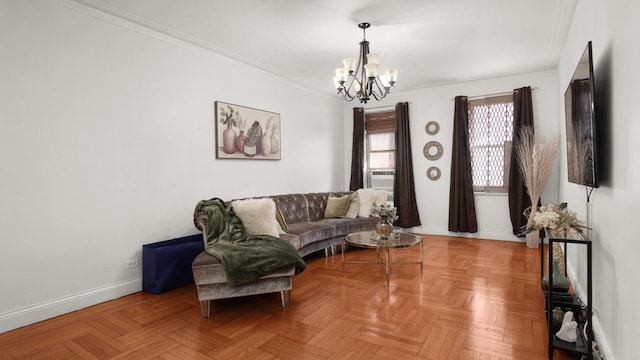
[
  {"left": 524, "top": 202, "right": 588, "bottom": 234},
  {"left": 370, "top": 204, "right": 399, "bottom": 221}
]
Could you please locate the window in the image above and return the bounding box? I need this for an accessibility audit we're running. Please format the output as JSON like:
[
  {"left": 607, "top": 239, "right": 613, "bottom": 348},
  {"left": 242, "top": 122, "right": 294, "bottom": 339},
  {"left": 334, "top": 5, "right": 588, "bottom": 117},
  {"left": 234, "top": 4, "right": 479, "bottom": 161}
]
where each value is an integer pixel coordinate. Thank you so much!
[
  {"left": 468, "top": 95, "right": 514, "bottom": 192},
  {"left": 365, "top": 111, "right": 396, "bottom": 169},
  {"left": 368, "top": 132, "right": 395, "bottom": 169},
  {"left": 365, "top": 111, "right": 396, "bottom": 202}
]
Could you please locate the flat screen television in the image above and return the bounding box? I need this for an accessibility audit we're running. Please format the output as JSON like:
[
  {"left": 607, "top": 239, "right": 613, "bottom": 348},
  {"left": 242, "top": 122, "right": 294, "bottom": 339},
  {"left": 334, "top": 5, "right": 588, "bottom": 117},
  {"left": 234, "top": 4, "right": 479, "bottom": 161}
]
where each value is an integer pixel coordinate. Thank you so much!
[{"left": 564, "top": 41, "right": 599, "bottom": 188}]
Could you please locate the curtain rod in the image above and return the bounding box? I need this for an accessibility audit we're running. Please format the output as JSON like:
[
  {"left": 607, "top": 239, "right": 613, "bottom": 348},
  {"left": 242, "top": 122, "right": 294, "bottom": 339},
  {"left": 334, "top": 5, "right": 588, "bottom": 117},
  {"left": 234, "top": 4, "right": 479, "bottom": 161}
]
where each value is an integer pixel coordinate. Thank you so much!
[
  {"left": 363, "top": 105, "right": 394, "bottom": 112},
  {"left": 450, "top": 87, "right": 537, "bottom": 101},
  {"left": 360, "top": 102, "right": 413, "bottom": 112}
]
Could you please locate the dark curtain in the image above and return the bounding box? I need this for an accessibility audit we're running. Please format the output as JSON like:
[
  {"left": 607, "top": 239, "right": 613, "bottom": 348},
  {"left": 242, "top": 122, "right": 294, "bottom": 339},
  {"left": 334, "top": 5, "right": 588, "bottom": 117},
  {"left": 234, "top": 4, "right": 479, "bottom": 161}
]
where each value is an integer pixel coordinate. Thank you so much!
[
  {"left": 393, "top": 102, "right": 421, "bottom": 228},
  {"left": 349, "top": 107, "right": 365, "bottom": 191},
  {"left": 508, "top": 87, "right": 534, "bottom": 236},
  {"left": 448, "top": 96, "right": 477, "bottom": 233}
]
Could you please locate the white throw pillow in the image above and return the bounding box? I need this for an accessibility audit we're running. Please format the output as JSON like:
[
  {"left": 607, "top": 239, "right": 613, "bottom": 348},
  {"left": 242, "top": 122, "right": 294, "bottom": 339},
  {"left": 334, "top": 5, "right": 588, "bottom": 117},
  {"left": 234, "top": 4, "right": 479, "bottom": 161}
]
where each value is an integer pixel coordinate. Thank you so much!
[
  {"left": 344, "top": 192, "right": 360, "bottom": 219},
  {"left": 231, "top": 198, "right": 280, "bottom": 237},
  {"left": 374, "top": 190, "right": 388, "bottom": 207},
  {"left": 356, "top": 188, "right": 376, "bottom": 217}
]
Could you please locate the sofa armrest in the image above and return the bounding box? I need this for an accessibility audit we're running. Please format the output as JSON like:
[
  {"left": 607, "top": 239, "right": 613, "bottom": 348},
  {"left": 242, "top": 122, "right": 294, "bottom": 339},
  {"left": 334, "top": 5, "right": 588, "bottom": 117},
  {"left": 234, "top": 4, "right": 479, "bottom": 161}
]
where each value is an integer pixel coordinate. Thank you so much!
[{"left": 194, "top": 211, "right": 208, "bottom": 232}]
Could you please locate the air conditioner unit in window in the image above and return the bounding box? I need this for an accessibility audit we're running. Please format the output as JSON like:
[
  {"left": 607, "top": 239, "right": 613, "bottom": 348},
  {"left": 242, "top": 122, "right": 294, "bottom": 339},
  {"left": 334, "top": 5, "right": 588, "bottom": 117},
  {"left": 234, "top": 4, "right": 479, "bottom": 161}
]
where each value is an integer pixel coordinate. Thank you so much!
[{"left": 368, "top": 169, "right": 394, "bottom": 204}]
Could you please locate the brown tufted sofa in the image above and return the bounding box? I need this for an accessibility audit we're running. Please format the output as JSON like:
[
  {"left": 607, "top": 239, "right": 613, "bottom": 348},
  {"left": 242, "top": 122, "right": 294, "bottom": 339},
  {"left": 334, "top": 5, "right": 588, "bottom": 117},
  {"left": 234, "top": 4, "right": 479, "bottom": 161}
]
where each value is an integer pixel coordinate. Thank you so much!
[{"left": 192, "top": 191, "right": 379, "bottom": 317}]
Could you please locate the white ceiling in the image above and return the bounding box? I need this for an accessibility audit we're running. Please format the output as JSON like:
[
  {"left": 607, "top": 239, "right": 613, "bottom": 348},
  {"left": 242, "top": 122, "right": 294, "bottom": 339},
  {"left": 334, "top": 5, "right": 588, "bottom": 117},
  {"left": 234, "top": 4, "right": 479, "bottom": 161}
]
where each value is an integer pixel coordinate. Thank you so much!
[{"left": 76, "top": 0, "right": 578, "bottom": 98}]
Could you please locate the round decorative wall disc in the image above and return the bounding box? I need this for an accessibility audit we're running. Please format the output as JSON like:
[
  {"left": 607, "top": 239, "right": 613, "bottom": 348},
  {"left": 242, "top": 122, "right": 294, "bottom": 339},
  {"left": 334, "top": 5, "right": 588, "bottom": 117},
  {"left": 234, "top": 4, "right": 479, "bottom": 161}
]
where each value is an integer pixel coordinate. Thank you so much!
[
  {"left": 423, "top": 141, "right": 443, "bottom": 161},
  {"left": 425, "top": 121, "right": 440, "bottom": 135},
  {"left": 427, "top": 167, "right": 441, "bottom": 180}
]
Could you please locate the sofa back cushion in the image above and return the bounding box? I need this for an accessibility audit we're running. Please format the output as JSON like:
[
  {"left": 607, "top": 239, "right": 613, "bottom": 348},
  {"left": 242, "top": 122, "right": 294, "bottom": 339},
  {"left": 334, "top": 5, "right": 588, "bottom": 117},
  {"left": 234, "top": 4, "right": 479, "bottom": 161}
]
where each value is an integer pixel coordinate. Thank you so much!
[
  {"left": 271, "top": 193, "right": 309, "bottom": 224},
  {"left": 304, "top": 193, "right": 334, "bottom": 222},
  {"left": 271, "top": 192, "right": 352, "bottom": 224}
]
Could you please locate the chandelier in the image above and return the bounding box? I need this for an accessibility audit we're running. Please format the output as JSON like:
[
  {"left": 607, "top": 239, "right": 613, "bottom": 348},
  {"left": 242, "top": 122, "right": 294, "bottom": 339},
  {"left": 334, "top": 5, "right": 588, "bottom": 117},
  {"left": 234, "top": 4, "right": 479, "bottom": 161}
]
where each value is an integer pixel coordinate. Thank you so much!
[{"left": 333, "top": 23, "right": 398, "bottom": 104}]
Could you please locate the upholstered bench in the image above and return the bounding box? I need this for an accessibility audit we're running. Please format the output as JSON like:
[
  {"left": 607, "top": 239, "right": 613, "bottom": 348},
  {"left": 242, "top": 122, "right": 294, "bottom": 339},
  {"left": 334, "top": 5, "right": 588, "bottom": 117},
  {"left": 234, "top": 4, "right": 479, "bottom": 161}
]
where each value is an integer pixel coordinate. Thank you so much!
[{"left": 191, "top": 251, "right": 296, "bottom": 318}]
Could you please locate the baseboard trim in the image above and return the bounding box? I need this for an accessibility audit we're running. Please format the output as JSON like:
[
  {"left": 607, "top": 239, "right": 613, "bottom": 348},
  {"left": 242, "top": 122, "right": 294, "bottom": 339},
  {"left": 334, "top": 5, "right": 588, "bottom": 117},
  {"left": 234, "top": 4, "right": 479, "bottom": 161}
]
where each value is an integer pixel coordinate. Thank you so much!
[
  {"left": 412, "top": 226, "right": 521, "bottom": 242},
  {"left": 0, "top": 279, "right": 141, "bottom": 334}
]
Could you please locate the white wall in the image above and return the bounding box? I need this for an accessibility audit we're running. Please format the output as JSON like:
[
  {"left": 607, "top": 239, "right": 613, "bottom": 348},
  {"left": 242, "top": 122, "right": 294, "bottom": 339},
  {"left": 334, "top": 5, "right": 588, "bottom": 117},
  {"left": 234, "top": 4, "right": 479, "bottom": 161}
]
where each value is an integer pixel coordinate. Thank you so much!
[
  {"left": 0, "top": 0, "right": 344, "bottom": 332},
  {"left": 343, "top": 71, "right": 560, "bottom": 242},
  {"left": 557, "top": 0, "right": 640, "bottom": 358}
]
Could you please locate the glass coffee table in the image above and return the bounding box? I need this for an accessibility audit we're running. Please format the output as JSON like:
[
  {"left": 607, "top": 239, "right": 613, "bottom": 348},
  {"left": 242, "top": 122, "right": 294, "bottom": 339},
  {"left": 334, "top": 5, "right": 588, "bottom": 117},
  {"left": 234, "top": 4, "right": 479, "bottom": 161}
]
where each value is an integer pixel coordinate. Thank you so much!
[{"left": 341, "top": 231, "right": 423, "bottom": 286}]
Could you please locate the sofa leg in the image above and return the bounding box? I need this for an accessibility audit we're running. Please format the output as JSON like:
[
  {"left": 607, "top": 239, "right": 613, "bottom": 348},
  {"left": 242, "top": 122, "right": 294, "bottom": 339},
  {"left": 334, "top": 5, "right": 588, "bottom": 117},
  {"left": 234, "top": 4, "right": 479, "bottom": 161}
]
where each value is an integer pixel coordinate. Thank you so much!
[
  {"left": 324, "top": 245, "right": 336, "bottom": 257},
  {"left": 280, "top": 290, "right": 291, "bottom": 308},
  {"left": 200, "top": 300, "right": 211, "bottom": 318}
]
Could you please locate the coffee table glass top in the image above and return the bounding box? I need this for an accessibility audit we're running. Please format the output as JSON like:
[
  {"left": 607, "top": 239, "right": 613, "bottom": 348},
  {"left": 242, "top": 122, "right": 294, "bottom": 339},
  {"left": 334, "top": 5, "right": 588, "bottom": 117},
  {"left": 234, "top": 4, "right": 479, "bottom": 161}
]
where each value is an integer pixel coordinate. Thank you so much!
[{"left": 344, "top": 231, "right": 421, "bottom": 248}]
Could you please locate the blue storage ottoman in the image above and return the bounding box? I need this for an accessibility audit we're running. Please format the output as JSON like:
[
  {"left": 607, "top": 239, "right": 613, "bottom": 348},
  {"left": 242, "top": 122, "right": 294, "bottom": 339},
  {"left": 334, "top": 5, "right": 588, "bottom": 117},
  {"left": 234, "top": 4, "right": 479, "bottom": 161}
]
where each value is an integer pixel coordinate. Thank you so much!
[{"left": 142, "top": 234, "right": 204, "bottom": 294}]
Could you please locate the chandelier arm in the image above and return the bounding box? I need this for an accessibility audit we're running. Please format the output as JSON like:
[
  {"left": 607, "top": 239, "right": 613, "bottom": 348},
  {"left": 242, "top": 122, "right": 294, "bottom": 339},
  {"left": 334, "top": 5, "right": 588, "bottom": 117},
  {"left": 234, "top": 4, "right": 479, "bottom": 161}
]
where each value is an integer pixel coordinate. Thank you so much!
[
  {"left": 341, "top": 86, "right": 356, "bottom": 101},
  {"left": 369, "top": 77, "right": 389, "bottom": 101},
  {"left": 342, "top": 40, "right": 368, "bottom": 101},
  {"left": 341, "top": 92, "right": 356, "bottom": 102},
  {"left": 343, "top": 76, "right": 362, "bottom": 100}
]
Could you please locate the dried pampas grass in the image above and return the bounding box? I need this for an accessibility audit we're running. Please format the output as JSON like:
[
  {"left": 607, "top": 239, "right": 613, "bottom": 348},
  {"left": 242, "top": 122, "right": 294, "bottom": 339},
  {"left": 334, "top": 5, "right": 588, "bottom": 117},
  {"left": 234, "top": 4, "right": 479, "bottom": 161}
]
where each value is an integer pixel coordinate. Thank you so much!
[{"left": 515, "top": 126, "right": 560, "bottom": 228}]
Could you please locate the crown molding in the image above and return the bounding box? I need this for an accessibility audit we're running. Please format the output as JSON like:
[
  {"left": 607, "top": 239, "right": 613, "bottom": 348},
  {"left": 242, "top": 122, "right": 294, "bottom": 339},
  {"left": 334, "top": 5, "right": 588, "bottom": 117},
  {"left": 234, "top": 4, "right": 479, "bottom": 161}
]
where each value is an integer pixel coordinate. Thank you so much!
[{"left": 61, "top": 0, "right": 332, "bottom": 99}]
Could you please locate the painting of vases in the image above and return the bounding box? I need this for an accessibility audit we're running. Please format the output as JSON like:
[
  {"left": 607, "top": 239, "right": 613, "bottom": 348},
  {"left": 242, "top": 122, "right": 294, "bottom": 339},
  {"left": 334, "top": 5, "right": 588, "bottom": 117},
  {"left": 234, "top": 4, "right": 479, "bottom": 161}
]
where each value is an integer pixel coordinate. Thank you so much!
[{"left": 215, "top": 101, "right": 281, "bottom": 160}]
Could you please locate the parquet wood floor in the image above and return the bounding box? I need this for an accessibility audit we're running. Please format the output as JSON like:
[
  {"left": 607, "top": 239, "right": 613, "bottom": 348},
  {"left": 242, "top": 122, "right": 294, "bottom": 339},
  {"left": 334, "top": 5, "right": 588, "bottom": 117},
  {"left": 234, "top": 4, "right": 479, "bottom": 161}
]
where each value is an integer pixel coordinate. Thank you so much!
[{"left": 0, "top": 235, "right": 580, "bottom": 359}]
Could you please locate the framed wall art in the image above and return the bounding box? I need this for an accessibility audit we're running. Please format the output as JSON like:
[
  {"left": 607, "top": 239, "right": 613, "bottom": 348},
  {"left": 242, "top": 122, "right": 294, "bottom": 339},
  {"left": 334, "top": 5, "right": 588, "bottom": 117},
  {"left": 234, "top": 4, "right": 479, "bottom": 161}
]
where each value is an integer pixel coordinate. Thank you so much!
[{"left": 215, "top": 101, "right": 281, "bottom": 160}]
